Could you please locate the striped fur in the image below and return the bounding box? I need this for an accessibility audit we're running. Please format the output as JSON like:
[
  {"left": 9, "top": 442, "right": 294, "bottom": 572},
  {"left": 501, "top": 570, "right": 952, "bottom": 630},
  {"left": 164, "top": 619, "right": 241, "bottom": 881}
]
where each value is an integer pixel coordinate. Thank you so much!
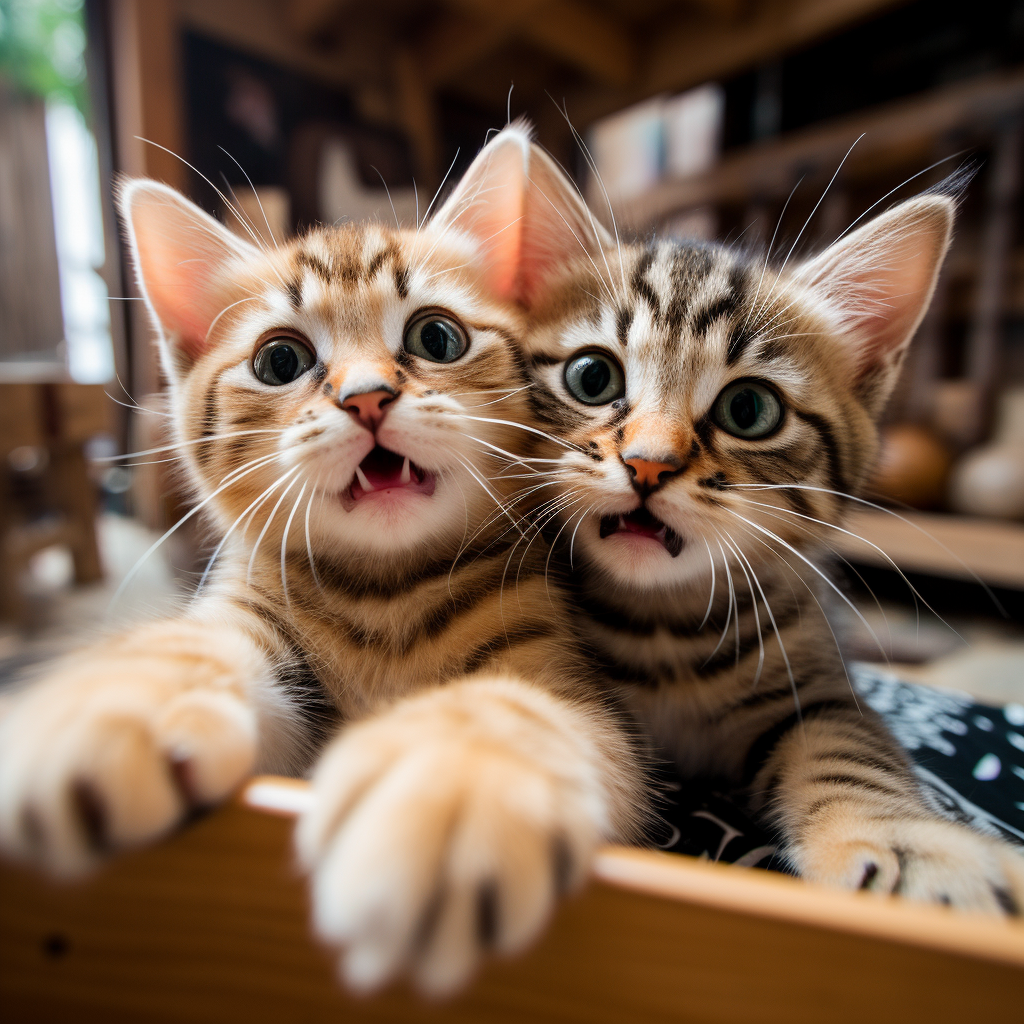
[
  {"left": 521, "top": 180, "right": 1024, "bottom": 914},
  {"left": 0, "top": 128, "right": 646, "bottom": 996}
]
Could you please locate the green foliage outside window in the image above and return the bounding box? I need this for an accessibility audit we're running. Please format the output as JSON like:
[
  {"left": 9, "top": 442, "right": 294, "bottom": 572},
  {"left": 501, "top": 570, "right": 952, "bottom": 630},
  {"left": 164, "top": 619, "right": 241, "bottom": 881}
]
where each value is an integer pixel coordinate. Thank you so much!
[{"left": 0, "top": 0, "right": 89, "bottom": 114}]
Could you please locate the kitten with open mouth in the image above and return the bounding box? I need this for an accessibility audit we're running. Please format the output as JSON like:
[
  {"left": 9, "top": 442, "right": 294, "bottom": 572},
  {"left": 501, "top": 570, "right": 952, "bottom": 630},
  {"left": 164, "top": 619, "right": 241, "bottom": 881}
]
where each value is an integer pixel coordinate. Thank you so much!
[
  {"left": 0, "top": 124, "right": 648, "bottom": 999},
  {"left": 345, "top": 446, "right": 435, "bottom": 505}
]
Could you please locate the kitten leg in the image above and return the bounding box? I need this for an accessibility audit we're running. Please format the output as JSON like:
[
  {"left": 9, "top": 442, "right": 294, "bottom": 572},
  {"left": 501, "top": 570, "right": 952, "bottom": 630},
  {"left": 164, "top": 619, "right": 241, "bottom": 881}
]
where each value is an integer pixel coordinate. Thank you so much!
[
  {"left": 748, "top": 704, "right": 1024, "bottom": 914},
  {"left": 0, "top": 603, "right": 305, "bottom": 876},
  {"left": 297, "top": 675, "right": 643, "bottom": 996}
]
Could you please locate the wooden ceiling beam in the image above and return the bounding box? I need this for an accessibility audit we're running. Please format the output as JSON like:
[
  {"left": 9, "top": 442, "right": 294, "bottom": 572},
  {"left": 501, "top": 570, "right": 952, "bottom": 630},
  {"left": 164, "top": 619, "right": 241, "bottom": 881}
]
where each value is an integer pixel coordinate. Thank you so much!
[
  {"left": 524, "top": 0, "right": 635, "bottom": 87},
  {"left": 439, "top": 0, "right": 635, "bottom": 87},
  {"left": 560, "top": 0, "right": 911, "bottom": 134},
  {"left": 642, "top": 0, "right": 911, "bottom": 96},
  {"left": 285, "top": 0, "right": 348, "bottom": 38}
]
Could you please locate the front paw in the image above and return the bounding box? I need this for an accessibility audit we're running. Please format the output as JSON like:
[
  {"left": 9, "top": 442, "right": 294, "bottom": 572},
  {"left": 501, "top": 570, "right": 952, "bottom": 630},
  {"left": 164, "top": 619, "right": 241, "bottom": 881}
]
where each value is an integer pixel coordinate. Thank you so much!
[
  {"left": 297, "top": 681, "right": 612, "bottom": 996},
  {"left": 792, "top": 805, "right": 1024, "bottom": 914},
  {"left": 0, "top": 660, "right": 257, "bottom": 876}
]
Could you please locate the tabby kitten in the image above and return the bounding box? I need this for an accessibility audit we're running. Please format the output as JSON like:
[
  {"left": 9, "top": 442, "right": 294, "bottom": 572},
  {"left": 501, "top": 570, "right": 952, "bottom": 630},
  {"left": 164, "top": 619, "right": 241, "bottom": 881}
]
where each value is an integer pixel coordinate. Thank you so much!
[
  {"left": 516, "top": 149, "right": 1024, "bottom": 912},
  {"left": 0, "top": 127, "right": 646, "bottom": 995}
]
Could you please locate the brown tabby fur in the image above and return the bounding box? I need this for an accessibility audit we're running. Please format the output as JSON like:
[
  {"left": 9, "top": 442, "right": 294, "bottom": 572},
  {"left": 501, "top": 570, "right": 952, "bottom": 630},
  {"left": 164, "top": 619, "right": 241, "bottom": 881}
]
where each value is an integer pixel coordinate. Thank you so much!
[{"left": 517, "top": 158, "right": 1024, "bottom": 913}]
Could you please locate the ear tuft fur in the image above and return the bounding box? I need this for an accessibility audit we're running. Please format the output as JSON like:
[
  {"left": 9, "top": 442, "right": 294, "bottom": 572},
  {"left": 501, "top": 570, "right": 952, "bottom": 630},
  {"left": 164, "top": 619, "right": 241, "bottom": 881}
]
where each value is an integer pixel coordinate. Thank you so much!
[
  {"left": 792, "top": 193, "right": 955, "bottom": 415},
  {"left": 431, "top": 122, "right": 609, "bottom": 307}
]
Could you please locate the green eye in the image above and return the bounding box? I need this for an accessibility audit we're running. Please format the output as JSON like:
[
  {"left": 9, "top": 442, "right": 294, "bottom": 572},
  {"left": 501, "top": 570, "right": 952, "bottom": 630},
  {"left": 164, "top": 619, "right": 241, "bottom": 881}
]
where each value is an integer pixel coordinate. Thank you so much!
[
  {"left": 564, "top": 351, "right": 624, "bottom": 405},
  {"left": 713, "top": 380, "right": 783, "bottom": 439},
  {"left": 253, "top": 337, "right": 315, "bottom": 385},
  {"left": 404, "top": 313, "right": 468, "bottom": 363}
]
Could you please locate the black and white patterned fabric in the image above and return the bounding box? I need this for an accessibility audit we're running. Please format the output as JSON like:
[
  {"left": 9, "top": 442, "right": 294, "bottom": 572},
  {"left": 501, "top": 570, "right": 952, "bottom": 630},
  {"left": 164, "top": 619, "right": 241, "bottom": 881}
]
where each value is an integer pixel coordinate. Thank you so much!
[{"left": 647, "top": 663, "right": 1024, "bottom": 870}]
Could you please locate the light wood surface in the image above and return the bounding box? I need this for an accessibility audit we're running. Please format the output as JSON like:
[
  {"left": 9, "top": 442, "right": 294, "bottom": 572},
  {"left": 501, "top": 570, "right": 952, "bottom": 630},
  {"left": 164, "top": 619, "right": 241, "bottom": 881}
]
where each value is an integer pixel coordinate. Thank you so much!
[
  {"left": 3, "top": 775, "right": 1024, "bottom": 1023},
  {"left": 831, "top": 508, "right": 1024, "bottom": 590}
]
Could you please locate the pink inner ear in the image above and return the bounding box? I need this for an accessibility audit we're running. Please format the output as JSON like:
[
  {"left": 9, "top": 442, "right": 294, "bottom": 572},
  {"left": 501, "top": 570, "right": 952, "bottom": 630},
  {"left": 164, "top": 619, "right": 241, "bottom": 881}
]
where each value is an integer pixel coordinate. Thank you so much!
[
  {"left": 137, "top": 237, "right": 226, "bottom": 361},
  {"left": 124, "top": 182, "right": 255, "bottom": 364},
  {"left": 795, "top": 198, "right": 952, "bottom": 380}
]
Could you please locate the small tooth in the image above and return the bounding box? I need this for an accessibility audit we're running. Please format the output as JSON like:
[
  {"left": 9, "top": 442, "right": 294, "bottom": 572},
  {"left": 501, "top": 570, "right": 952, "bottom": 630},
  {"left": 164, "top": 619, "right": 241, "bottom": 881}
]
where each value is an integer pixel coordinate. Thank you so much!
[
  {"left": 354, "top": 466, "right": 373, "bottom": 492},
  {"left": 400, "top": 456, "right": 411, "bottom": 485}
]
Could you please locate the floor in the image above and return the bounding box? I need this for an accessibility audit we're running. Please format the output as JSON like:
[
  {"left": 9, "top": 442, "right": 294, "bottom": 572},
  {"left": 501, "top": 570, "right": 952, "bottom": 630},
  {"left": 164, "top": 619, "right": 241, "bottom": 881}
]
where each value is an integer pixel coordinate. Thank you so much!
[{"left": 1, "top": 514, "right": 1022, "bottom": 707}]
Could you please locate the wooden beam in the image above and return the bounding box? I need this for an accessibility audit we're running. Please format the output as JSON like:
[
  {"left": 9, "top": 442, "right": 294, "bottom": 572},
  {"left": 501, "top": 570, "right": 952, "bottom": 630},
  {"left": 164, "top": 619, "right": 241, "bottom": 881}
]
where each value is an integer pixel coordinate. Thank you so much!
[
  {"left": 441, "top": 0, "right": 635, "bottom": 87},
  {"left": 524, "top": 0, "right": 635, "bottom": 87},
  {"left": 563, "top": 0, "right": 911, "bottom": 138},
  {"left": 394, "top": 46, "right": 441, "bottom": 190},
  {"left": 4, "top": 777, "right": 1024, "bottom": 1021},
  {"left": 285, "top": 0, "right": 347, "bottom": 38},
  {"left": 642, "top": 0, "right": 910, "bottom": 96}
]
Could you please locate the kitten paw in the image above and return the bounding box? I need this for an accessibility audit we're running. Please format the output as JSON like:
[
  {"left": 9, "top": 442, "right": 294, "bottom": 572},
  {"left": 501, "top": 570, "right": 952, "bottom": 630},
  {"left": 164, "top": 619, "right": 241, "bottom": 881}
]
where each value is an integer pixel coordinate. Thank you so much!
[
  {"left": 0, "top": 660, "right": 257, "bottom": 876},
  {"left": 297, "top": 681, "right": 611, "bottom": 996},
  {"left": 793, "top": 806, "right": 1024, "bottom": 914}
]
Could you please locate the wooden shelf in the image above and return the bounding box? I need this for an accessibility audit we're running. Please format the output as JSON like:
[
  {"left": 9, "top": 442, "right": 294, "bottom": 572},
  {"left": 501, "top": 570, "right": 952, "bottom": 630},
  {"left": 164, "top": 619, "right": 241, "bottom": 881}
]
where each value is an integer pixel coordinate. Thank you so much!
[
  {"left": 831, "top": 508, "right": 1024, "bottom": 591},
  {"left": 3, "top": 776, "right": 1024, "bottom": 1022},
  {"left": 607, "top": 67, "right": 1024, "bottom": 230}
]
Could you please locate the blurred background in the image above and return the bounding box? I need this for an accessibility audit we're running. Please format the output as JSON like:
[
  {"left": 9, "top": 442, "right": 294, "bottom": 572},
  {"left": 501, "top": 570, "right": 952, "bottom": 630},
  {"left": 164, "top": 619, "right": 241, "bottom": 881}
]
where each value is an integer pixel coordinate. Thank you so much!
[{"left": 1, "top": 0, "right": 1023, "bottom": 700}]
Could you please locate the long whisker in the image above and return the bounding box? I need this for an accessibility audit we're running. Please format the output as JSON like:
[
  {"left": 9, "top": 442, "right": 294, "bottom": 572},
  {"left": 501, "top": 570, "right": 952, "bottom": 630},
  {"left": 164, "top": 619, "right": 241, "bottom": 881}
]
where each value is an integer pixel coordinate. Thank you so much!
[
  {"left": 247, "top": 471, "right": 303, "bottom": 583},
  {"left": 279, "top": 479, "right": 308, "bottom": 606},
  {"left": 717, "top": 530, "right": 765, "bottom": 685},
  {"left": 108, "top": 449, "right": 283, "bottom": 610},
  {"left": 723, "top": 482, "right": 1006, "bottom": 615},
  {"left": 722, "top": 507, "right": 890, "bottom": 660}
]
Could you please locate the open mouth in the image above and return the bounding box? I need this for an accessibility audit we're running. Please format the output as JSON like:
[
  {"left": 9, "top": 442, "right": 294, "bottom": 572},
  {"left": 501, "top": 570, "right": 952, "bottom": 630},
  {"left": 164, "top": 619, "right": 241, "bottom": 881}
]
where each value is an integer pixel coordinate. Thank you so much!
[
  {"left": 348, "top": 446, "right": 436, "bottom": 502},
  {"left": 599, "top": 508, "right": 685, "bottom": 557}
]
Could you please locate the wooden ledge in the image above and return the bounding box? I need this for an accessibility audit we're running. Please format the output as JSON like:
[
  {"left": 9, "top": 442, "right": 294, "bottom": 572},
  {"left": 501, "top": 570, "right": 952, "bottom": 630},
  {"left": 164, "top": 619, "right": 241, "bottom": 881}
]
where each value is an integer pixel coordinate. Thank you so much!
[{"left": 2, "top": 775, "right": 1023, "bottom": 1023}]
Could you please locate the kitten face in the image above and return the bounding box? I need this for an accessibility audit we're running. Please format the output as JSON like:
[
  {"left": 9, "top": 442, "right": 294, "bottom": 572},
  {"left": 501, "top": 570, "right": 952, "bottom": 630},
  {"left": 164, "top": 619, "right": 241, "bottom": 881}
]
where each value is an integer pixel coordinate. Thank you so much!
[
  {"left": 169, "top": 222, "right": 527, "bottom": 569},
  {"left": 522, "top": 193, "right": 951, "bottom": 595}
]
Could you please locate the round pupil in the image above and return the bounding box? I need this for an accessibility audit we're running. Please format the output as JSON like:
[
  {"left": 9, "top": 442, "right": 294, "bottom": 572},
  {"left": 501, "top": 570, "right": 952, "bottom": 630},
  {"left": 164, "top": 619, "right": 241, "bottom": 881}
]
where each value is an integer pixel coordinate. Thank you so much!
[
  {"left": 269, "top": 343, "right": 299, "bottom": 382},
  {"left": 580, "top": 358, "right": 611, "bottom": 397},
  {"left": 420, "top": 321, "right": 453, "bottom": 360},
  {"left": 730, "top": 389, "right": 761, "bottom": 429}
]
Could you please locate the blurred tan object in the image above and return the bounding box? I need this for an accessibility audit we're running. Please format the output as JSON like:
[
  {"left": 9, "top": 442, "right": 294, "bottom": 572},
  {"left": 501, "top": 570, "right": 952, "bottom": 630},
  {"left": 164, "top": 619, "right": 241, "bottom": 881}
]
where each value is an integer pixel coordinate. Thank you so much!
[
  {"left": 948, "top": 389, "right": 1024, "bottom": 520},
  {"left": 0, "top": 79, "right": 65, "bottom": 366},
  {"left": 931, "top": 380, "right": 985, "bottom": 450},
  {"left": 994, "top": 386, "right": 1024, "bottom": 443},
  {"left": 662, "top": 84, "right": 725, "bottom": 179},
  {"left": 589, "top": 96, "right": 666, "bottom": 203},
  {"left": 224, "top": 187, "right": 291, "bottom": 247},
  {"left": 948, "top": 444, "right": 1024, "bottom": 520},
  {"left": 0, "top": 380, "right": 112, "bottom": 623},
  {"left": 319, "top": 139, "right": 417, "bottom": 226},
  {"left": 869, "top": 423, "right": 951, "bottom": 509}
]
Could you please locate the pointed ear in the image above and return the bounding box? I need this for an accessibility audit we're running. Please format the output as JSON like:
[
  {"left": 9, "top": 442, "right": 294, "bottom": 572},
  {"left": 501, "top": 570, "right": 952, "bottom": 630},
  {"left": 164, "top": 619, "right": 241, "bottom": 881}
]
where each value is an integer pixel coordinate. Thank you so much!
[
  {"left": 431, "top": 122, "right": 611, "bottom": 307},
  {"left": 118, "top": 179, "right": 261, "bottom": 371},
  {"left": 792, "top": 195, "right": 954, "bottom": 414}
]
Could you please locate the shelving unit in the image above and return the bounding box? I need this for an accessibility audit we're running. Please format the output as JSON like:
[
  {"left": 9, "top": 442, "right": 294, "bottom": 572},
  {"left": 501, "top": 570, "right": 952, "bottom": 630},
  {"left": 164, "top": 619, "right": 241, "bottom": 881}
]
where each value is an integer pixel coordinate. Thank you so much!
[{"left": 833, "top": 508, "right": 1024, "bottom": 592}]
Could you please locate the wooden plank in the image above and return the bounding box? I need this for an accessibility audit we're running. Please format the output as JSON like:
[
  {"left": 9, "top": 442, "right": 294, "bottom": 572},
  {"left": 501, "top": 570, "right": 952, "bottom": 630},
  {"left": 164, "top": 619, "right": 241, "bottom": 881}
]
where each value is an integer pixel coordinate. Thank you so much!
[
  {"left": 832, "top": 508, "right": 1024, "bottom": 590},
  {"left": 523, "top": 0, "right": 635, "bottom": 87},
  {"left": 607, "top": 67, "right": 1024, "bottom": 229},
  {"left": 286, "top": 0, "right": 348, "bottom": 37},
  {"left": 3, "top": 777, "right": 1024, "bottom": 1023},
  {"left": 0, "top": 83, "right": 65, "bottom": 363},
  {"left": 642, "top": 0, "right": 910, "bottom": 98}
]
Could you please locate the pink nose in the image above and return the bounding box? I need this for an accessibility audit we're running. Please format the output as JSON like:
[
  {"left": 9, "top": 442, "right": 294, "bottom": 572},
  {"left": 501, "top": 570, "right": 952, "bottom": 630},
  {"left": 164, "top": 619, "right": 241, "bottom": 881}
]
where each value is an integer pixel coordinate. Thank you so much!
[{"left": 342, "top": 389, "right": 395, "bottom": 431}]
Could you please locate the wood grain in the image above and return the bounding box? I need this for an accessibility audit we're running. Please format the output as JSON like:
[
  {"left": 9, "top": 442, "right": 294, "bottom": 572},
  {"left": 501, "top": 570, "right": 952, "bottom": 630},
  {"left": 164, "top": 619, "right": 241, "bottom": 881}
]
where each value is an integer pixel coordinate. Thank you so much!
[
  {"left": 2, "top": 777, "right": 1023, "bottom": 1022},
  {"left": 831, "top": 508, "right": 1024, "bottom": 590}
]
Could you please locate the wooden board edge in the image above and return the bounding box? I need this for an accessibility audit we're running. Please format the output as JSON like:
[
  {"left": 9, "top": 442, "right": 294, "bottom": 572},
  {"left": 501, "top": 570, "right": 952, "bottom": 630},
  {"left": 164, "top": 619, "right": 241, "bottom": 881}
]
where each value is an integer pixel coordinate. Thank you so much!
[{"left": 242, "top": 776, "right": 1024, "bottom": 972}]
